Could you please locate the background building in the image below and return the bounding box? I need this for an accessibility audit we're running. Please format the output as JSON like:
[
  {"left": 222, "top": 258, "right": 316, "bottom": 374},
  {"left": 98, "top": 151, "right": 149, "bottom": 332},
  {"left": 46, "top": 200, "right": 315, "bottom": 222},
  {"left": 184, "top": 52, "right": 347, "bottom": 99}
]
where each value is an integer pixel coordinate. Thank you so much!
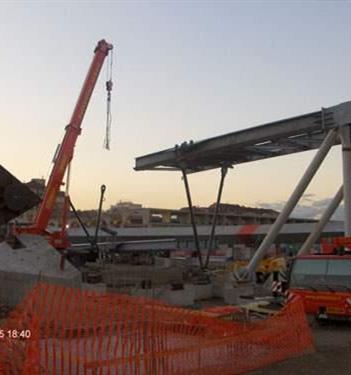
[
  {"left": 19, "top": 180, "right": 315, "bottom": 231},
  {"left": 96, "top": 201, "right": 314, "bottom": 228}
]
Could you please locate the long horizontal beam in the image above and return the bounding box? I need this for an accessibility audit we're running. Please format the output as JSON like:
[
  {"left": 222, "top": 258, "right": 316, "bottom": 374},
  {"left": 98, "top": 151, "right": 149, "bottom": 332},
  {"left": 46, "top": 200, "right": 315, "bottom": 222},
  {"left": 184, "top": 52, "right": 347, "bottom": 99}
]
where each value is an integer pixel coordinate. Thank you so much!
[
  {"left": 71, "top": 239, "right": 177, "bottom": 252},
  {"left": 135, "top": 101, "right": 351, "bottom": 172}
]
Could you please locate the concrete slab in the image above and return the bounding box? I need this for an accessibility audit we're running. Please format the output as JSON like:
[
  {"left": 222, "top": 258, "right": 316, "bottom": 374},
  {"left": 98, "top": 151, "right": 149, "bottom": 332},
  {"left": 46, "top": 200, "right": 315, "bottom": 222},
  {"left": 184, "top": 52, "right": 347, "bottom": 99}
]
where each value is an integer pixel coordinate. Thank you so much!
[{"left": 0, "top": 234, "right": 81, "bottom": 307}]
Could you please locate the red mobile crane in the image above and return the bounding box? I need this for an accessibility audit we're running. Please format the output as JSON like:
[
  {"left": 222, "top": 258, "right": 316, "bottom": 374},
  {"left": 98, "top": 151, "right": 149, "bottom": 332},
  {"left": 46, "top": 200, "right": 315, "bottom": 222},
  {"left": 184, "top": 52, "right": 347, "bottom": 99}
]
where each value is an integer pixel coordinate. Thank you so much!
[{"left": 17, "top": 39, "right": 113, "bottom": 249}]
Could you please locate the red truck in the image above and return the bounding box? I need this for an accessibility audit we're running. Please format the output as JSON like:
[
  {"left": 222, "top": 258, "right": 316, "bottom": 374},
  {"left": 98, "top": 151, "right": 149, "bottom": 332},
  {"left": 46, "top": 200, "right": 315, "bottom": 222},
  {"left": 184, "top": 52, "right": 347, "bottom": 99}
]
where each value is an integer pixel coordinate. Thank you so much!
[{"left": 288, "top": 249, "right": 351, "bottom": 319}]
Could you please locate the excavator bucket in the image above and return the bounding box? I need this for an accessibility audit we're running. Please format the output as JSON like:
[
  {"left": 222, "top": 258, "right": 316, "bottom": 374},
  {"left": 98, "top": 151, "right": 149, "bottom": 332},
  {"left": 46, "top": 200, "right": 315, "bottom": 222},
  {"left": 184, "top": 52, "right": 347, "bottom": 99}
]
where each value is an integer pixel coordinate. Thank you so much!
[{"left": 0, "top": 165, "right": 41, "bottom": 225}]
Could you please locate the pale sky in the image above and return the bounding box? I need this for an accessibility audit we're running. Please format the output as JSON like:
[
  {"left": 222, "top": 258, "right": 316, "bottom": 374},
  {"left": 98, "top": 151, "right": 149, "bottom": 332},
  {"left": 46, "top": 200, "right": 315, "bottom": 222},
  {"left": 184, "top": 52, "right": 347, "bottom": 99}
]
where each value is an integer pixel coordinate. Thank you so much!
[{"left": 0, "top": 1, "right": 350, "bottom": 217}]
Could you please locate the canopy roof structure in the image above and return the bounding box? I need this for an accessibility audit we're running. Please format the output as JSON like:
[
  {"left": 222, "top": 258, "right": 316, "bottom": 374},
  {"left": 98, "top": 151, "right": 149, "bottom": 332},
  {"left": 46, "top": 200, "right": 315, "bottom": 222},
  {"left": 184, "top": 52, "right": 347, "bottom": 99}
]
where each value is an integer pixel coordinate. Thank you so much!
[
  {"left": 134, "top": 100, "right": 351, "bottom": 274},
  {"left": 135, "top": 101, "right": 351, "bottom": 173}
]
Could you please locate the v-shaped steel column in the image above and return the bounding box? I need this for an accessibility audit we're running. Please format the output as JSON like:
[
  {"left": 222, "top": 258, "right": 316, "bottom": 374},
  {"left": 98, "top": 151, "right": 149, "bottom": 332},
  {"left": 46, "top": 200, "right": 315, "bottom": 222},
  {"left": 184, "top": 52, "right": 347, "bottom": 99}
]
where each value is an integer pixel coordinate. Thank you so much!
[{"left": 245, "top": 128, "right": 338, "bottom": 277}]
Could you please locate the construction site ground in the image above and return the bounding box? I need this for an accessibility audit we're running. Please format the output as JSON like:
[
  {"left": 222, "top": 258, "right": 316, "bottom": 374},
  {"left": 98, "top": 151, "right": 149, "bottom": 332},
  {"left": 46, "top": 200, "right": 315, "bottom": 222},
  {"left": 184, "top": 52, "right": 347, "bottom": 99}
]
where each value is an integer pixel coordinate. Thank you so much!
[
  {"left": 251, "top": 319, "right": 351, "bottom": 375},
  {"left": 1, "top": 287, "right": 351, "bottom": 374}
]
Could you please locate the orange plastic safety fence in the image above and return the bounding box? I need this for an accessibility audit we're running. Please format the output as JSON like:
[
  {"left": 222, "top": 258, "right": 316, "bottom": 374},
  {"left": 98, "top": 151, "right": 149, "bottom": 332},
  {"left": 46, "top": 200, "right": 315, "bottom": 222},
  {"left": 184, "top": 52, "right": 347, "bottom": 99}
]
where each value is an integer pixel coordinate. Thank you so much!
[{"left": 0, "top": 283, "right": 314, "bottom": 374}]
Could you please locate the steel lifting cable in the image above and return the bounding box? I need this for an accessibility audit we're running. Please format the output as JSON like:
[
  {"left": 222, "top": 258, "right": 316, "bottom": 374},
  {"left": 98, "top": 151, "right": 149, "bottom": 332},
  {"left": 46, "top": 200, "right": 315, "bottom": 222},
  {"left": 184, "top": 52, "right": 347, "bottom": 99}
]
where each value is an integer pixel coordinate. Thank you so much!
[{"left": 104, "top": 50, "right": 113, "bottom": 150}]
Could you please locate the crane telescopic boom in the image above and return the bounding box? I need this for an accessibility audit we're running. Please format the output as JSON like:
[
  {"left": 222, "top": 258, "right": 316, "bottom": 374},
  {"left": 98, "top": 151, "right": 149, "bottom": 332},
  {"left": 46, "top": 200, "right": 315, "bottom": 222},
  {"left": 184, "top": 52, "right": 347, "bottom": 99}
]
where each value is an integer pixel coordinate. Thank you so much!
[{"left": 18, "top": 40, "right": 113, "bottom": 245}]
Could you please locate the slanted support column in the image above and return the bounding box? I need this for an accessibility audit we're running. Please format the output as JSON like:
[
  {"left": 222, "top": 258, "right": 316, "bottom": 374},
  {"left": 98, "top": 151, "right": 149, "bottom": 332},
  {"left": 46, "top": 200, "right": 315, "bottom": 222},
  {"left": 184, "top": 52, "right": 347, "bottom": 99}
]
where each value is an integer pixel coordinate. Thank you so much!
[
  {"left": 298, "top": 186, "right": 343, "bottom": 255},
  {"left": 181, "top": 169, "right": 204, "bottom": 269},
  {"left": 204, "top": 165, "right": 230, "bottom": 268},
  {"left": 340, "top": 126, "right": 351, "bottom": 236},
  {"left": 244, "top": 128, "right": 338, "bottom": 278}
]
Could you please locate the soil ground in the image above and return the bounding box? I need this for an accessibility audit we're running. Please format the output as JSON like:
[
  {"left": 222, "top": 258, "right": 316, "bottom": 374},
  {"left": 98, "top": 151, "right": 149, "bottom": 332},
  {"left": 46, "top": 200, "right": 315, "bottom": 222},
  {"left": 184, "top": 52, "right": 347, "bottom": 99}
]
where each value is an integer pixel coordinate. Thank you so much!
[{"left": 251, "top": 319, "right": 351, "bottom": 374}]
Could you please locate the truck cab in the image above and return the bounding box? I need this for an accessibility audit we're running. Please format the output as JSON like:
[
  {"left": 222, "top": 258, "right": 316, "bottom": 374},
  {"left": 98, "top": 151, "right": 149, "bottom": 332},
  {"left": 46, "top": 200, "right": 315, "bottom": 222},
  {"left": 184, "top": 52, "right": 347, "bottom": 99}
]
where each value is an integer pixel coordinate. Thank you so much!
[{"left": 288, "top": 254, "right": 351, "bottom": 319}]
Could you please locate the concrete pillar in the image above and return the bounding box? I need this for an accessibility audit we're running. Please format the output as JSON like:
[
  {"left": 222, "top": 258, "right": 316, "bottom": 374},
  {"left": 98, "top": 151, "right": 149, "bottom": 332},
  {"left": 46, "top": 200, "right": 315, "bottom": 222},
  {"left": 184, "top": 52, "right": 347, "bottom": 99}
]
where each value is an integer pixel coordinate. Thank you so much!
[
  {"left": 244, "top": 128, "right": 338, "bottom": 278},
  {"left": 340, "top": 126, "right": 351, "bottom": 236},
  {"left": 298, "top": 186, "right": 343, "bottom": 255}
]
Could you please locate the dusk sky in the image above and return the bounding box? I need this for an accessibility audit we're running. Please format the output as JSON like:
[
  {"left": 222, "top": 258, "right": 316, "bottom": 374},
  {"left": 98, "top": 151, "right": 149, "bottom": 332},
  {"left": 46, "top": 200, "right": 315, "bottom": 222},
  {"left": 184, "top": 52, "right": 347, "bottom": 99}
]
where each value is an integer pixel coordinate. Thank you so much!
[{"left": 1, "top": 1, "right": 350, "bottom": 218}]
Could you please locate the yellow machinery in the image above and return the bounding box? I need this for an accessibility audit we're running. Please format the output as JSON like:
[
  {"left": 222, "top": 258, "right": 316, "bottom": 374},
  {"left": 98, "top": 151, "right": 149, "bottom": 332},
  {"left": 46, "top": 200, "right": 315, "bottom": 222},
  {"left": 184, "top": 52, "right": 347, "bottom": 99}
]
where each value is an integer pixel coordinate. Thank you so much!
[{"left": 226, "top": 256, "right": 287, "bottom": 277}]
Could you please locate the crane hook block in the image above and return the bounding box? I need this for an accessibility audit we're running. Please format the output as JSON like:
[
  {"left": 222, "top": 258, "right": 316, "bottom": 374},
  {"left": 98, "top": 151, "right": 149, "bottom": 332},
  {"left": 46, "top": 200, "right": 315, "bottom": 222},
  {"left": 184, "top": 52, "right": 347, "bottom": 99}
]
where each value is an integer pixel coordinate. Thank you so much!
[{"left": 106, "top": 80, "right": 113, "bottom": 92}]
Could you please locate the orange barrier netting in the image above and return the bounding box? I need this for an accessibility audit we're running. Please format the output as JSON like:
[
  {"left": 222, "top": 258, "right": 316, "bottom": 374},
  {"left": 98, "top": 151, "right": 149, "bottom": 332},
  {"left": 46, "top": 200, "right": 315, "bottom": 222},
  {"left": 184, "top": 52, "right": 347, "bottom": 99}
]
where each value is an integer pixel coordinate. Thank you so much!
[{"left": 0, "top": 283, "right": 314, "bottom": 374}]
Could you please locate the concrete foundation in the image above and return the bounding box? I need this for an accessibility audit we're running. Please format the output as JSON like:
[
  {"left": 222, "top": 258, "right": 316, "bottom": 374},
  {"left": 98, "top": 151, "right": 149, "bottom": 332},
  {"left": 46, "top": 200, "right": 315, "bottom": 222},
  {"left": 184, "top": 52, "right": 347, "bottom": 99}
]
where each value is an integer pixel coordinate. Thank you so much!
[
  {"left": 81, "top": 282, "right": 107, "bottom": 293},
  {"left": 193, "top": 284, "right": 213, "bottom": 300},
  {"left": 131, "top": 284, "right": 195, "bottom": 306},
  {"left": 223, "top": 284, "right": 254, "bottom": 305},
  {"left": 154, "top": 256, "right": 172, "bottom": 268},
  {"left": 212, "top": 285, "right": 224, "bottom": 298},
  {"left": 101, "top": 264, "right": 183, "bottom": 289},
  {"left": 0, "top": 235, "right": 81, "bottom": 307}
]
